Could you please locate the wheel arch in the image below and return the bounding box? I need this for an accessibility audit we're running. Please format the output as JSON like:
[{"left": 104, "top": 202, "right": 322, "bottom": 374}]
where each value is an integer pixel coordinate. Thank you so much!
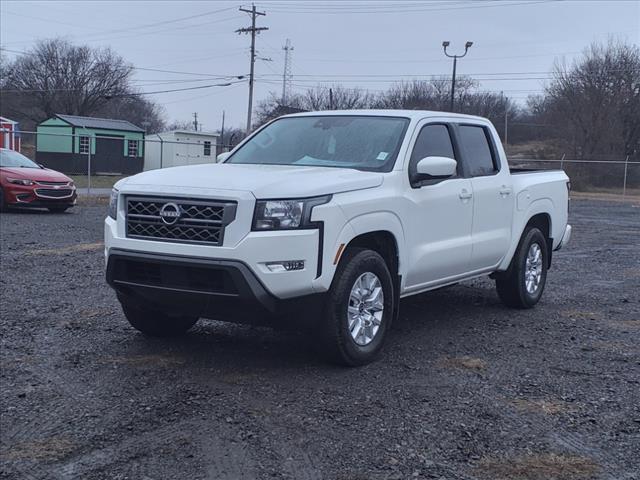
[
  {"left": 498, "top": 200, "right": 554, "bottom": 271},
  {"left": 314, "top": 211, "right": 406, "bottom": 295}
]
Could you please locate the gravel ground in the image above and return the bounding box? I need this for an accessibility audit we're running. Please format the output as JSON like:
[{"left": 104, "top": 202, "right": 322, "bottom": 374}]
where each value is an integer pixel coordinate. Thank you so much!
[{"left": 1, "top": 198, "right": 639, "bottom": 480}]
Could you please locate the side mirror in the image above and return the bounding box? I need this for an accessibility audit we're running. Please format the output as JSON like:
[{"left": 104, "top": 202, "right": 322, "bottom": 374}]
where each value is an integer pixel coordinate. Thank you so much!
[
  {"left": 416, "top": 156, "right": 457, "bottom": 179},
  {"left": 216, "top": 152, "right": 231, "bottom": 163}
]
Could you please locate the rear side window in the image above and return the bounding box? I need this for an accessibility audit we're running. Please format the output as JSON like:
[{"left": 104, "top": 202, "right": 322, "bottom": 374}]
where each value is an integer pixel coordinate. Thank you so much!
[
  {"left": 457, "top": 125, "right": 497, "bottom": 176},
  {"left": 409, "top": 124, "right": 456, "bottom": 183}
]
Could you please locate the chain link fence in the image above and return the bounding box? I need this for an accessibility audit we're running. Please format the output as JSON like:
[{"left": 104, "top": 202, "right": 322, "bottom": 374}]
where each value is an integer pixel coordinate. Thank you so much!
[
  {"left": 3, "top": 129, "right": 639, "bottom": 197},
  {"left": 508, "top": 157, "right": 639, "bottom": 197}
]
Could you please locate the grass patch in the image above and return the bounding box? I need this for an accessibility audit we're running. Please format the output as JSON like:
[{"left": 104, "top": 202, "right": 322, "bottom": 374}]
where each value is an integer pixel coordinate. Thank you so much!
[
  {"left": 562, "top": 310, "right": 602, "bottom": 321},
  {"left": 25, "top": 242, "right": 103, "bottom": 256},
  {"left": 3, "top": 436, "right": 76, "bottom": 462},
  {"left": 570, "top": 191, "right": 640, "bottom": 203},
  {"left": 105, "top": 354, "right": 186, "bottom": 368},
  {"left": 70, "top": 175, "right": 128, "bottom": 189},
  {"left": 510, "top": 398, "right": 573, "bottom": 415},
  {"left": 439, "top": 356, "right": 487, "bottom": 371},
  {"left": 477, "top": 453, "right": 599, "bottom": 480}
]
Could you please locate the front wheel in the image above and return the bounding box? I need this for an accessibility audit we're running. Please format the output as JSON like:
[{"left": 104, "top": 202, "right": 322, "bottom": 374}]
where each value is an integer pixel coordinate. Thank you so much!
[
  {"left": 318, "top": 248, "right": 395, "bottom": 366},
  {"left": 495, "top": 227, "right": 548, "bottom": 309},
  {"left": 120, "top": 298, "right": 198, "bottom": 337}
]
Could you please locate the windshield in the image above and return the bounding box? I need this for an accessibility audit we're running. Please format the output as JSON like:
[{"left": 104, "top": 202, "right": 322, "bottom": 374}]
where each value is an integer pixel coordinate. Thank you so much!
[
  {"left": 227, "top": 115, "right": 410, "bottom": 172},
  {"left": 0, "top": 149, "right": 40, "bottom": 169}
]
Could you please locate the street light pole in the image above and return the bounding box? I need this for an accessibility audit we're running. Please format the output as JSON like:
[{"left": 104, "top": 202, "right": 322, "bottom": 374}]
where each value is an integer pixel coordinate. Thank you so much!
[{"left": 442, "top": 41, "right": 473, "bottom": 112}]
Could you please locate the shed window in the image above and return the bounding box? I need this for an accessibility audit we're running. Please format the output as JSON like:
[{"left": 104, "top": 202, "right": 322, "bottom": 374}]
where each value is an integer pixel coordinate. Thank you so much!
[
  {"left": 79, "top": 136, "right": 90, "bottom": 154},
  {"left": 204, "top": 141, "right": 212, "bottom": 156},
  {"left": 128, "top": 140, "right": 139, "bottom": 157}
]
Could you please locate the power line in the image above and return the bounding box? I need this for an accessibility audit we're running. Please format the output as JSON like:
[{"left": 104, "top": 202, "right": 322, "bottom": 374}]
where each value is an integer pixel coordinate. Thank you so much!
[
  {"left": 264, "top": 0, "right": 558, "bottom": 14},
  {"left": 133, "top": 66, "right": 245, "bottom": 79},
  {"left": 0, "top": 6, "right": 239, "bottom": 41},
  {"left": 1, "top": 79, "right": 246, "bottom": 95},
  {"left": 161, "top": 82, "right": 246, "bottom": 105},
  {"left": 78, "top": 14, "right": 245, "bottom": 44}
]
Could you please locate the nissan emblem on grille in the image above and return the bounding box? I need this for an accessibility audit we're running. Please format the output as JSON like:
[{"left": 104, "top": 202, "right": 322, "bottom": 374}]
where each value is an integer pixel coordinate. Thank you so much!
[
  {"left": 159, "top": 203, "right": 181, "bottom": 225},
  {"left": 126, "top": 197, "right": 237, "bottom": 246}
]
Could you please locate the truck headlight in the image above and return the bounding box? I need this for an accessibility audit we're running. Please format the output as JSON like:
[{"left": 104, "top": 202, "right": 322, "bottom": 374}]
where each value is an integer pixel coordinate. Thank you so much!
[
  {"left": 252, "top": 196, "right": 331, "bottom": 231},
  {"left": 108, "top": 188, "right": 118, "bottom": 220}
]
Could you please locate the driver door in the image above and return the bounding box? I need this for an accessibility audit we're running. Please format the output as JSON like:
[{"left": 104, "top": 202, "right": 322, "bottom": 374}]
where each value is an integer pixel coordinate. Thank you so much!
[{"left": 403, "top": 122, "right": 474, "bottom": 291}]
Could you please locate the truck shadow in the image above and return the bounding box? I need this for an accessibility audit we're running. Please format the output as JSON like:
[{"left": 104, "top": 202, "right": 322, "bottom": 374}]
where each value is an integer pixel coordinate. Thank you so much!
[{"left": 115, "top": 281, "right": 508, "bottom": 372}]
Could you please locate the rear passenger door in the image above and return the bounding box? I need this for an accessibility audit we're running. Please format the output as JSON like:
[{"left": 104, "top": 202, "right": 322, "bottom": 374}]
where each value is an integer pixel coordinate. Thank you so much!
[
  {"left": 456, "top": 124, "right": 513, "bottom": 271},
  {"left": 403, "top": 122, "right": 474, "bottom": 290}
]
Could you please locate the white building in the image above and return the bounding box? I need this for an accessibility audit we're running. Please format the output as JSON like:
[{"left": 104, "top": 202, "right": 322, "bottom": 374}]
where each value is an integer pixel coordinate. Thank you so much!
[{"left": 144, "top": 130, "right": 219, "bottom": 171}]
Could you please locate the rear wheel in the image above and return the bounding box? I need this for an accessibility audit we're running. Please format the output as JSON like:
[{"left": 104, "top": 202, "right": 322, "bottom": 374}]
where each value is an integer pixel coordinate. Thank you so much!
[
  {"left": 318, "top": 248, "right": 395, "bottom": 366},
  {"left": 120, "top": 298, "right": 198, "bottom": 337},
  {"left": 495, "top": 227, "right": 548, "bottom": 309},
  {"left": 0, "top": 188, "right": 6, "bottom": 211}
]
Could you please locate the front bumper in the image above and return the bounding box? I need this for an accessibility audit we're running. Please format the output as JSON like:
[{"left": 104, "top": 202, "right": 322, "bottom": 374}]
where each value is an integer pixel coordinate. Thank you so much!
[
  {"left": 106, "top": 249, "right": 324, "bottom": 324},
  {"left": 105, "top": 214, "right": 322, "bottom": 299},
  {"left": 4, "top": 183, "right": 77, "bottom": 207}
]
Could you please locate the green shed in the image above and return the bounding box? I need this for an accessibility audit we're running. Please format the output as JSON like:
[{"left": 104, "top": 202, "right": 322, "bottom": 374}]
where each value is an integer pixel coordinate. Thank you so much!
[{"left": 36, "top": 114, "right": 145, "bottom": 174}]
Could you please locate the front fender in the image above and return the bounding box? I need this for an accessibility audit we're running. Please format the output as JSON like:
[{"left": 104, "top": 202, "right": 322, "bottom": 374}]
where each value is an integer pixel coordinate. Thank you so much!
[{"left": 311, "top": 210, "right": 406, "bottom": 293}]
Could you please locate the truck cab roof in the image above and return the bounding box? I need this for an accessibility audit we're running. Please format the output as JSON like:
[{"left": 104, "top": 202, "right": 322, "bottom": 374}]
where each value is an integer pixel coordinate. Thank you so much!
[{"left": 282, "top": 109, "right": 491, "bottom": 123}]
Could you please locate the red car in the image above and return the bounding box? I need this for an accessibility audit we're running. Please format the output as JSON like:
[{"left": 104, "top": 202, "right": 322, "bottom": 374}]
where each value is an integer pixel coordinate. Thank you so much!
[{"left": 0, "top": 148, "right": 77, "bottom": 213}]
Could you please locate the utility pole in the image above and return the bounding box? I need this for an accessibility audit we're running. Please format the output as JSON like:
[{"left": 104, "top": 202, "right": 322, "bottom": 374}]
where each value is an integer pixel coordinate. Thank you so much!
[
  {"left": 220, "top": 110, "right": 225, "bottom": 151},
  {"left": 237, "top": 4, "right": 268, "bottom": 133},
  {"left": 501, "top": 91, "right": 508, "bottom": 146},
  {"left": 192, "top": 112, "right": 198, "bottom": 131},
  {"left": 504, "top": 103, "right": 509, "bottom": 146},
  {"left": 442, "top": 41, "right": 473, "bottom": 112},
  {"left": 281, "top": 38, "right": 294, "bottom": 105}
]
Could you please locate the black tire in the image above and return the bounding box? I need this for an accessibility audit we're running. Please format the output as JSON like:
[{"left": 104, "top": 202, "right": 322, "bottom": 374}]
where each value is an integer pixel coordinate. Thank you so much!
[
  {"left": 318, "top": 247, "right": 395, "bottom": 366},
  {"left": 120, "top": 299, "right": 198, "bottom": 337},
  {"left": 48, "top": 207, "right": 69, "bottom": 213},
  {"left": 0, "top": 188, "right": 6, "bottom": 212},
  {"left": 495, "top": 227, "right": 548, "bottom": 309}
]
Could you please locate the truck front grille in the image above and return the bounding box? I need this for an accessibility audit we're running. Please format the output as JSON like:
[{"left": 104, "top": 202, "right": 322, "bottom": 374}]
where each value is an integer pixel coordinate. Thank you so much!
[{"left": 125, "top": 196, "right": 237, "bottom": 246}]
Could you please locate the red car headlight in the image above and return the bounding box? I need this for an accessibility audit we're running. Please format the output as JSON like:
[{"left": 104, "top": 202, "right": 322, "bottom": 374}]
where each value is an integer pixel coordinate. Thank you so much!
[{"left": 7, "top": 178, "right": 36, "bottom": 186}]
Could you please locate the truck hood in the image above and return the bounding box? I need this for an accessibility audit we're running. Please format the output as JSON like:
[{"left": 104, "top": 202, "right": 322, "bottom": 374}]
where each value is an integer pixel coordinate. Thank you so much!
[{"left": 121, "top": 163, "right": 383, "bottom": 198}]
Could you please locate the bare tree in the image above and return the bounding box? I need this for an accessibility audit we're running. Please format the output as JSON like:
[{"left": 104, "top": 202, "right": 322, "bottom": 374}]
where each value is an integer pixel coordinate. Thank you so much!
[
  {"left": 165, "top": 120, "right": 196, "bottom": 132},
  {"left": 97, "top": 95, "right": 166, "bottom": 134},
  {"left": 1, "top": 38, "right": 133, "bottom": 128},
  {"left": 255, "top": 85, "right": 373, "bottom": 127},
  {"left": 372, "top": 77, "right": 477, "bottom": 111},
  {"left": 537, "top": 40, "right": 640, "bottom": 159}
]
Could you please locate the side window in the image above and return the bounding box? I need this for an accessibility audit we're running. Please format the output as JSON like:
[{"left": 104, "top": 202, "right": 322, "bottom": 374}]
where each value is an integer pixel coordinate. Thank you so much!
[
  {"left": 409, "top": 124, "right": 456, "bottom": 183},
  {"left": 457, "top": 125, "right": 497, "bottom": 177}
]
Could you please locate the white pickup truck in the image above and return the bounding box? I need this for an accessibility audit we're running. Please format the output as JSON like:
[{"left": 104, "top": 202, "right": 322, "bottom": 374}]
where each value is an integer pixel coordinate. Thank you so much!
[{"left": 105, "top": 110, "right": 571, "bottom": 365}]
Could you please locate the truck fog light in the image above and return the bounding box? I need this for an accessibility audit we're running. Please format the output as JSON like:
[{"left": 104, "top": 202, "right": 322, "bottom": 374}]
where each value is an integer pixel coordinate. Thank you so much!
[{"left": 266, "top": 260, "right": 305, "bottom": 272}]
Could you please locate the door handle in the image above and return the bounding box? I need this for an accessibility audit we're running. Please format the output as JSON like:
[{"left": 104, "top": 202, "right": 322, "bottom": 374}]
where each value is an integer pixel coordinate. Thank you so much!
[
  {"left": 499, "top": 186, "right": 512, "bottom": 196},
  {"left": 459, "top": 189, "right": 473, "bottom": 200}
]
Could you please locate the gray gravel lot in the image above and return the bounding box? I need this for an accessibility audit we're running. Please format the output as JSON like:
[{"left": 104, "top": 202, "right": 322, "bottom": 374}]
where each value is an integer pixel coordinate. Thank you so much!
[{"left": 1, "top": 198, "right": 639, "bottom": 480}]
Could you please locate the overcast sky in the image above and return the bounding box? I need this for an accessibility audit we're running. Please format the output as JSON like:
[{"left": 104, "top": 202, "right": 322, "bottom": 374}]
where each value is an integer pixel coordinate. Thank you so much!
[{"left": 1, "top": 0, "right": 638, "bottom": 132}]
